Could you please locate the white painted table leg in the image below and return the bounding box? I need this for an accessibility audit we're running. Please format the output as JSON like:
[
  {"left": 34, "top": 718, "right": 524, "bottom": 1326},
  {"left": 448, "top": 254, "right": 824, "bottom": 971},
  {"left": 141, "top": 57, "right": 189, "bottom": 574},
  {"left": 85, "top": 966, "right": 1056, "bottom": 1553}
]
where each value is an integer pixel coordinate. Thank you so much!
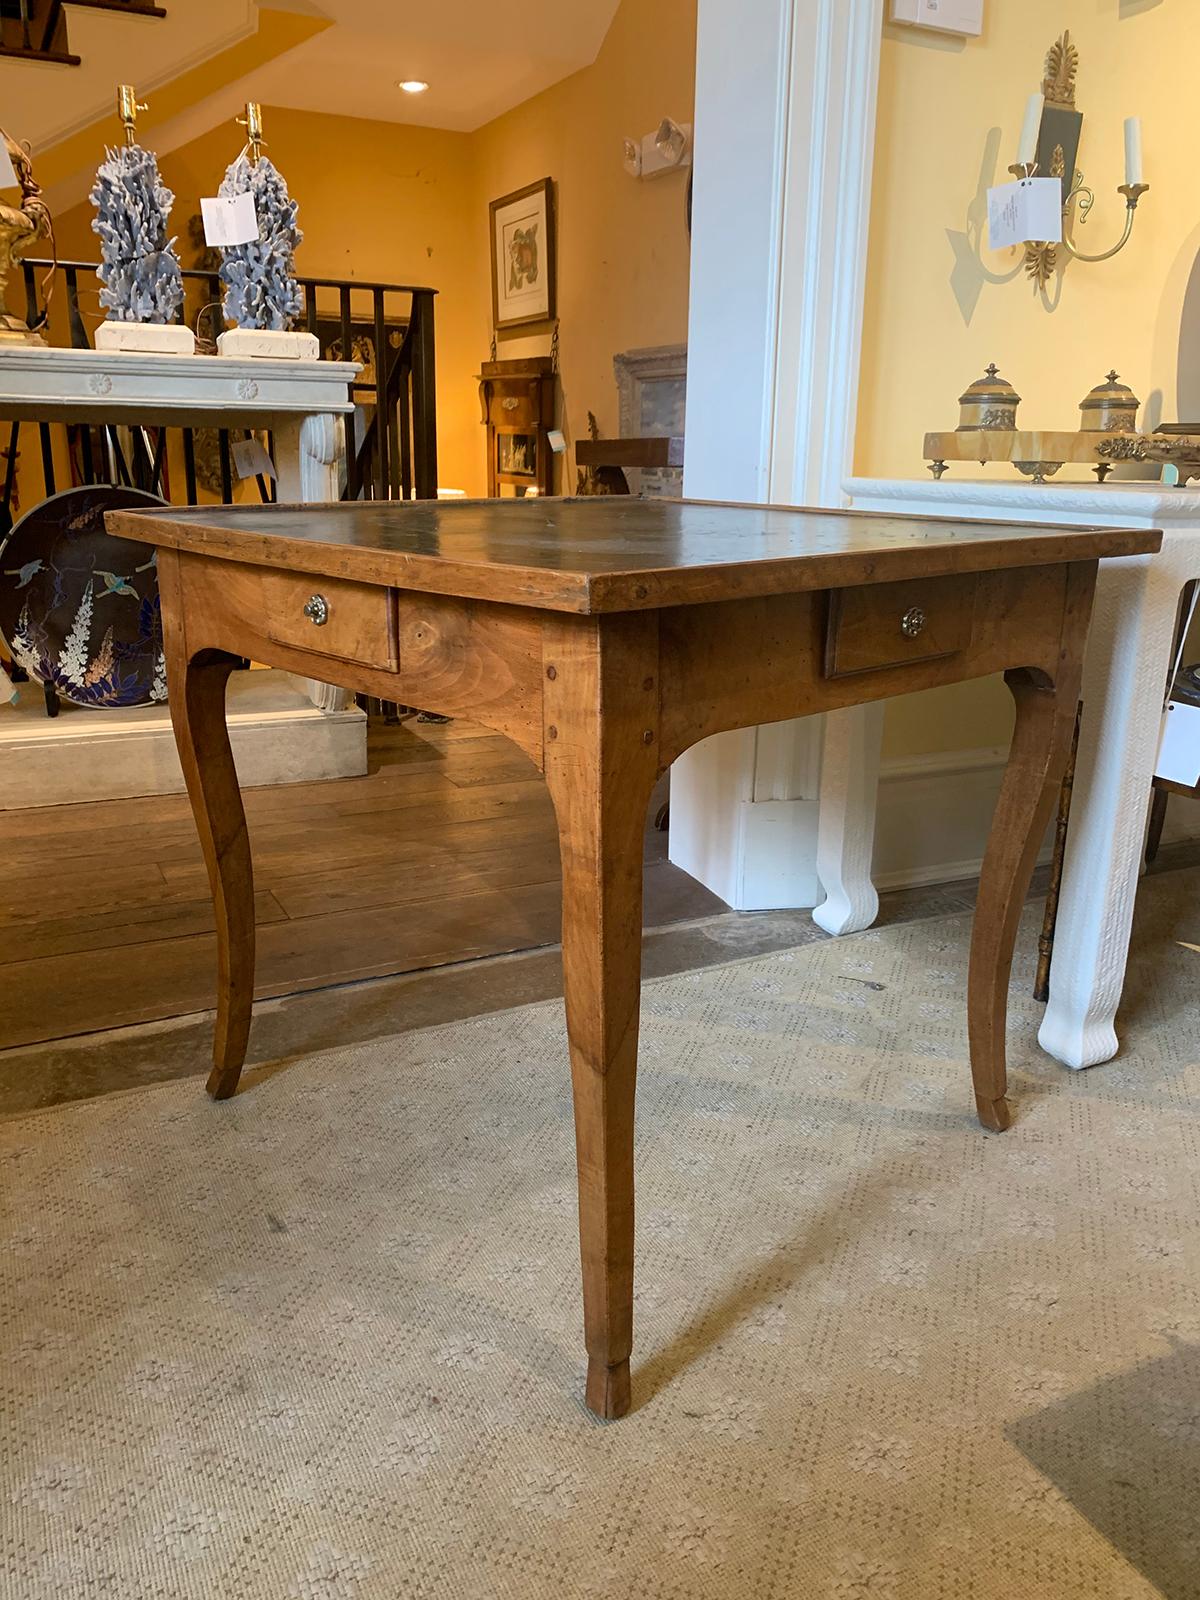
[
  {"left": 812, "top": 702, "right": 884, "bottom": 934},
  {"left": 1039, "top": 549, "right": 1186, "bottom": 1068},
  {"left": 274, "top": 413, "right": 351, "bottom": 713}
]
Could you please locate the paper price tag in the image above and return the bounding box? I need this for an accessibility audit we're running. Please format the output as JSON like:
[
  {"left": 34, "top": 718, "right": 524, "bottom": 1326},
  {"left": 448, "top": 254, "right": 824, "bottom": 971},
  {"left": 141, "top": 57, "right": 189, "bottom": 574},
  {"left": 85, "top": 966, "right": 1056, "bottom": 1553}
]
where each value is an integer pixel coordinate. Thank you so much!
[
  {"left": 0, "top": 141, "right": 17, "bottom": 192},
  {"left": 987, "top": 177, "right": 1062, "bottom": 252},
  {"left": 231, "top": 438, "right": 277, "bottom": 481},
  {"left": 200, "top": 191, "right": 259, "bottom": 248}
]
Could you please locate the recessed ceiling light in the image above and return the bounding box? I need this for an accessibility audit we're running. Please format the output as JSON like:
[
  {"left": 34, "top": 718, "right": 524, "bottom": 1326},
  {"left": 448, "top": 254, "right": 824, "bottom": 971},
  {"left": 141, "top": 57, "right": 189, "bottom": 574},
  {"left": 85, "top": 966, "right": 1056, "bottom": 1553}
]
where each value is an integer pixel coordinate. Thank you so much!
[{"left": 397, "top": 79, "right": 429, "bottom": 94}]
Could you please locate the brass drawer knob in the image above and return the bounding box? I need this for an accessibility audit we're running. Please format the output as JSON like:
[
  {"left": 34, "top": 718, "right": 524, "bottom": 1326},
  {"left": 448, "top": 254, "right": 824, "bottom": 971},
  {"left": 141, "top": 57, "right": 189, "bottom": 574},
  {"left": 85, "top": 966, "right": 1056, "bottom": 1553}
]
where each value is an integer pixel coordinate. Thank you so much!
[
  {"left": 303, "top": 593, "right": 329, "bottom": 626},
  {"left": 900, "top": 606, "right": 925, "bottom": 638}
]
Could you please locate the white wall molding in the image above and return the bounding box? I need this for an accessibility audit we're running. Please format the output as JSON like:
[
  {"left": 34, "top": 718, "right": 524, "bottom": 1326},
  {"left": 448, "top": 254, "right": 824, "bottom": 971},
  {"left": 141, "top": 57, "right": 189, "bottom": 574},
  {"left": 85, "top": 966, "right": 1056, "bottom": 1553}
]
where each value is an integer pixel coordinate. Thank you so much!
[
  {"left": 869, "top": 742, "right": 1196, "bottom": 893},
  {"left": 672, "top": 0, "right": 885, "bottom": 910}
]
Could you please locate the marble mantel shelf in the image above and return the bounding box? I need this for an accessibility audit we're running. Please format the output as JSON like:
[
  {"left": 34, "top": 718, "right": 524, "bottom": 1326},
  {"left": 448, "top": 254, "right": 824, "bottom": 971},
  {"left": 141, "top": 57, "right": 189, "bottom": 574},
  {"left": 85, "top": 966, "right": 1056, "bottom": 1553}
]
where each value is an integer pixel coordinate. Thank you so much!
[
  {"left": 843, "top": 475, "right": 1200, "bottom": 523},
  {"left": 0, "top": 345, "right": 358, "bottom": 430}
]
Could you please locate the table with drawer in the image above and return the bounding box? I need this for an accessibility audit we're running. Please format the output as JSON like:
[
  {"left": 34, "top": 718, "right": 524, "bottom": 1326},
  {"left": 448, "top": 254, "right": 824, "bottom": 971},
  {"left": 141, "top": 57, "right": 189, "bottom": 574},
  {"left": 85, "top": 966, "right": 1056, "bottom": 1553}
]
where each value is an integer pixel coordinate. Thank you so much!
[{"left": 106, "top": 495, "right": 1159, "bottom": 1420}]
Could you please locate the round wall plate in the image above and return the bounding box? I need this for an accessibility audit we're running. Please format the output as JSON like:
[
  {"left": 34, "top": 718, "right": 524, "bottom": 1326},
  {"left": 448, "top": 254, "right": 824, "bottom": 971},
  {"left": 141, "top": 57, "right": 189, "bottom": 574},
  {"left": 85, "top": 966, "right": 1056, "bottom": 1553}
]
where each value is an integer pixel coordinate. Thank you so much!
[{"left": 0, "top": 485, "right": 168, "bottom": 709}]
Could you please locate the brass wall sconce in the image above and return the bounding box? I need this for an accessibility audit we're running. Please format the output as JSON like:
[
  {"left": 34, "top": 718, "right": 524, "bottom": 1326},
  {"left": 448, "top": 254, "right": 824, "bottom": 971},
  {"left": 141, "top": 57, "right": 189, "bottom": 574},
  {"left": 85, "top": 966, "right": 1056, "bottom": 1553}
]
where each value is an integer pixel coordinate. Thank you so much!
[{"left": 1008, "top": 32, "right": 1149, "bottom": 289}]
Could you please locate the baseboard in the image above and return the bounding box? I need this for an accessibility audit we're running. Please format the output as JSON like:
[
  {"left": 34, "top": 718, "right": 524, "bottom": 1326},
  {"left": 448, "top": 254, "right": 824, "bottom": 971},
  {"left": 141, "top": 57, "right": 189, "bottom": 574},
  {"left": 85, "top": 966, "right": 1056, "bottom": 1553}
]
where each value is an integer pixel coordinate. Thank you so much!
[
  {"left": 0, "top": 669, "right": 367, "bottom": 809},
  {"left": 870, "top": 744, "right": 1200, "bottom": 892}
]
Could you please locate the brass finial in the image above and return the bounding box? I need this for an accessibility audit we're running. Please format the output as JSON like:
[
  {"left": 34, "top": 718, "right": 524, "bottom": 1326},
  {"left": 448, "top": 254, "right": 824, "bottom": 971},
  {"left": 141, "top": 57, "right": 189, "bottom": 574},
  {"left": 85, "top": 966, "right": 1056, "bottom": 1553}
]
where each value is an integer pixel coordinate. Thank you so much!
[
  {"left": 1107, "top": 369, "right": 1119, "bottom": 383},
  {"left": 236, "top": 102, "right": 265, "bottom": 163},
  {"left": 1042, "top": 31, "right": 1079, "bottom": 109},
  {"left": 116, "top": 84, "right": 148, "bottom": 146}
]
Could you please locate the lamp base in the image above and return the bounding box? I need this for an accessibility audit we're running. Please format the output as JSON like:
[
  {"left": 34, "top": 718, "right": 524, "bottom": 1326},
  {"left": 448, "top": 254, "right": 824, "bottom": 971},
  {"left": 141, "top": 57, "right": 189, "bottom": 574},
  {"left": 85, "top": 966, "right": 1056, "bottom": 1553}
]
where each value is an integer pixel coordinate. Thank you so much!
[
  {"left": 95, "top": 320, "right": 196, "bottom": 356},
  {"left": 217, "top": 328, "right": 320, "bottom": 361}
]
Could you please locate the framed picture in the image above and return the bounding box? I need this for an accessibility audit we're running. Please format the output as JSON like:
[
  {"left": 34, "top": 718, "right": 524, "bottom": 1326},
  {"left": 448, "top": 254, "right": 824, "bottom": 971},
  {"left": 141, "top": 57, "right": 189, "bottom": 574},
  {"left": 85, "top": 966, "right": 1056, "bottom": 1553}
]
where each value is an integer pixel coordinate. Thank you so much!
[{"left": 489, "top": 178, "right": 555, "bottom": 330}]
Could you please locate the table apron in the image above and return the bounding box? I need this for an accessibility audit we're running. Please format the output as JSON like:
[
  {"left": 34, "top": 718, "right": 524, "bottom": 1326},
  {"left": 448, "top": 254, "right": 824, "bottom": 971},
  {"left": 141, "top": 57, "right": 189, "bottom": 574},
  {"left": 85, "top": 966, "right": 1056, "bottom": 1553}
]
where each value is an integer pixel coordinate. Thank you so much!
[
  {"left": 164, "top": 549, "right": 1087, "bottom": 777},
  {"left": 165, "top": 549, "right": 548, "bottom": 765},
  {"left": 655, "top": 562, "right": 1081, "bottom": 765}
]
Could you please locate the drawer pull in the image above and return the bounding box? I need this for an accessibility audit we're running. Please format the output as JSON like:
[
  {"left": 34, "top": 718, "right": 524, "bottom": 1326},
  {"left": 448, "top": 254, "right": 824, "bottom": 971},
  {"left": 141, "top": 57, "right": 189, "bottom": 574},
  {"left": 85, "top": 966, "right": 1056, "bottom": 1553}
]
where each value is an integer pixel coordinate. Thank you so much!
[
  {"left": 900, "top": 606, "right": 925, "bottom": 639},
  {"left": 303, "top": 593, "right": 329, "bottom": 626}
]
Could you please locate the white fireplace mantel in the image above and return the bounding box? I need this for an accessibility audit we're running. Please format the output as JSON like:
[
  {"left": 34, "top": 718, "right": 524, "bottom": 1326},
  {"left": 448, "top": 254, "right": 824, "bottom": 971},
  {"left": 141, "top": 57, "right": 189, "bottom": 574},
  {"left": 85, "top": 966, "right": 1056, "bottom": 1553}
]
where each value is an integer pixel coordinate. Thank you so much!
[{"left": 846, "top": 474, "right": 1200, "bottom": 1073}]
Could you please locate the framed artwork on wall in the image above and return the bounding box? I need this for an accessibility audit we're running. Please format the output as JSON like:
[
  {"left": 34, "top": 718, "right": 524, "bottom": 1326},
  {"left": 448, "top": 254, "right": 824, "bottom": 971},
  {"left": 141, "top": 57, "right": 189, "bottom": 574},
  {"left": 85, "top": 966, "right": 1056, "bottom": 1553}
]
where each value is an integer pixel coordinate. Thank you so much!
[{"left": 489, "top": 177, "right": 556, "bottom": 330}]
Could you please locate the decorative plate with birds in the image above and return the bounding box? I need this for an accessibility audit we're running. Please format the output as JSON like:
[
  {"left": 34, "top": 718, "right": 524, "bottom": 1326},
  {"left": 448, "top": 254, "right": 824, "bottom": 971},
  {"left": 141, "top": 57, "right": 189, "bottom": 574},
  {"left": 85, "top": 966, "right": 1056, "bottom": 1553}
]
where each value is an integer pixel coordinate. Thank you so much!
[{"left": 0, "top": 485, "right": 169, "bottom": 708}]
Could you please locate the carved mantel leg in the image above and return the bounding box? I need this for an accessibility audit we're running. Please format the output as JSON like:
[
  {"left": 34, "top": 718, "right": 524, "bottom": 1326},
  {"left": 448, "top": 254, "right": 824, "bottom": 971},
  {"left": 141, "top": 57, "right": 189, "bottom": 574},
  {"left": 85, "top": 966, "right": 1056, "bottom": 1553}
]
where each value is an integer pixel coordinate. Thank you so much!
[
  {"left": 1039, "top": 550, "right": 1186, "bottom": 1068},
  {"left": 542, "top": 612, "right": 661, "bottom": 1419},
  {"left": 813, "top": 703, "right": 884, "bottom": 935}
]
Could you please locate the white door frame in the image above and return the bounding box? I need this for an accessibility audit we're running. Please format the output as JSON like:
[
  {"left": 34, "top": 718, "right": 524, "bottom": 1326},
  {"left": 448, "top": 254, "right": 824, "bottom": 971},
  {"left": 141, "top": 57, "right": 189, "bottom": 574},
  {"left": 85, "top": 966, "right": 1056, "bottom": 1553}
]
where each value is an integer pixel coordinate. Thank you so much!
[{"left": 672, "top": 0, "right": 886, "bottom": 921}]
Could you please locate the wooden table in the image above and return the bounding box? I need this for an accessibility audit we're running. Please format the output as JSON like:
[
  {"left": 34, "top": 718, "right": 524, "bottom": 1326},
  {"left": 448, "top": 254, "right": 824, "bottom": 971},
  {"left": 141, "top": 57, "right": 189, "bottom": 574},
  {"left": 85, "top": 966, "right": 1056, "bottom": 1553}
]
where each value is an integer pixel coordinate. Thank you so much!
[{"left": 107, "top": 496, "right": 1160, "bottom": 1420}]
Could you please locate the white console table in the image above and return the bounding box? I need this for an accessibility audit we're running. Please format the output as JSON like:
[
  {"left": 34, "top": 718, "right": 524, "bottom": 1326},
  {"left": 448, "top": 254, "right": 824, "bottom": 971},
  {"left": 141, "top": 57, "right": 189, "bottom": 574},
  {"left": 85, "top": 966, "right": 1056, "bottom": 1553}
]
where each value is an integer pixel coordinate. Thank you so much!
[
  {"left": 0, "top": 346, "right": 366, "bottom": 807},
  {"left": 837, "top": 475, "right": 1197, "bottom": 1071}
]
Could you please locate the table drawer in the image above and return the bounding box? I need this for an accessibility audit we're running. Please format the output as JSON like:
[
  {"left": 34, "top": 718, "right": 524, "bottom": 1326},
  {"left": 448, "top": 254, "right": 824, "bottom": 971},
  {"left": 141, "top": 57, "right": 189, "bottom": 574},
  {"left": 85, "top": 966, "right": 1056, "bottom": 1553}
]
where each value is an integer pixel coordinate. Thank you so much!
[
  {"left": 825, "top": 573, "right": 977, "bottom": 677},
  {"left": 257, "top": 569, "right": 396, "bottom": 670}
]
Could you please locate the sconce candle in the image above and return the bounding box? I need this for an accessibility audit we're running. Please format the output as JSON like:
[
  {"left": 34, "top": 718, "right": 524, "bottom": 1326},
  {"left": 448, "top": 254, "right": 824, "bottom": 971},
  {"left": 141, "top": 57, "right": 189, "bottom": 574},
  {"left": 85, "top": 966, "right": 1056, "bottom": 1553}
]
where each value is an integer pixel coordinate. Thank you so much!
[
  {"left": 1017, "top": 92, "right": 1044, "bottom": 165},
  {"left": 1124, "top": 117, "right": 1143, "bottom": 187}
]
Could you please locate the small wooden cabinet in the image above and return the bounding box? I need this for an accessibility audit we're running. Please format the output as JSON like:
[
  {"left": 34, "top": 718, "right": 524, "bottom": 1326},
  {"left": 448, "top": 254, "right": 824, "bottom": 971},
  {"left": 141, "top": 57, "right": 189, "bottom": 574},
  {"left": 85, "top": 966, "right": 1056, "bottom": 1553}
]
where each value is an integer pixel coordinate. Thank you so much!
[{"left": 478, "top": 357, "right": 556, "bottom": 497}]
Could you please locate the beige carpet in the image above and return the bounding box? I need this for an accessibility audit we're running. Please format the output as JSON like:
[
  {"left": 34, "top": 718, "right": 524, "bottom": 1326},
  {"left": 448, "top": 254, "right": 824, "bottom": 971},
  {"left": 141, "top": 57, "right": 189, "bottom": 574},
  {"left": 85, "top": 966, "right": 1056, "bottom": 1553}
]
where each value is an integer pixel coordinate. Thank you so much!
[{"left": 3, "top": 892, "right": 1200, "bottom": 1600}]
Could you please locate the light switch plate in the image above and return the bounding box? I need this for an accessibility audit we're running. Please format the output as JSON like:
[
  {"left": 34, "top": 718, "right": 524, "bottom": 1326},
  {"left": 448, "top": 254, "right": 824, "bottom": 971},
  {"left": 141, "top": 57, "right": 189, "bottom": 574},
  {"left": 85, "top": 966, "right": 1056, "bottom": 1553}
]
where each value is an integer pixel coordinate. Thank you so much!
[{"left": 890, "top": 0, "right": 983, "bottom": 37}]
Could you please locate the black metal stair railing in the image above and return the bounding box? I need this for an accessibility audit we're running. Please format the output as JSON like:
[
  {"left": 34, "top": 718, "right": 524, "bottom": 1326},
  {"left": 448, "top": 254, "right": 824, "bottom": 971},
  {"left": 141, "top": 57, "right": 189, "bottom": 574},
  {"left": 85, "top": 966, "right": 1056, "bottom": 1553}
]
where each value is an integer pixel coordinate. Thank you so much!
[{"left": 8, "top": 259, "right": 438, "bottom": 515}]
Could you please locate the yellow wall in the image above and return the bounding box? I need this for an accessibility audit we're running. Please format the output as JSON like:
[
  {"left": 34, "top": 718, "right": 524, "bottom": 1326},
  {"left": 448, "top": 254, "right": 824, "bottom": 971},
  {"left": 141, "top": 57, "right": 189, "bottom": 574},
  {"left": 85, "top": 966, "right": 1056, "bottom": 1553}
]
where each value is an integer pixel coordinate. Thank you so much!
[
  {"left": 53, "top": 112, "right": 481, "bottom": 498},
  {"left": 48, "top": 0, "right": 695, "bottom": 504},
  {"left": 858, "top": 3, "right": 1190, "bottom": 757},
  {"left": 471, "top": 0, "right": 696, "bottom": 466}
]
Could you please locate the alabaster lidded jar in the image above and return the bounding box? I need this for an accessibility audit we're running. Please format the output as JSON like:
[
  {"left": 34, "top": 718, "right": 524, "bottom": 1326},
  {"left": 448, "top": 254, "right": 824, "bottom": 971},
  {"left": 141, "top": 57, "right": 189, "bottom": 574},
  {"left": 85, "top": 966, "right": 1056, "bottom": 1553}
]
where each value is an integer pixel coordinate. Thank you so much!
[
  {"left": 1079, "top": 370, "right": 1140, "bottom": 433},
  {"left": 956, "top": 363, "right": 1020, "bottom": 431}
]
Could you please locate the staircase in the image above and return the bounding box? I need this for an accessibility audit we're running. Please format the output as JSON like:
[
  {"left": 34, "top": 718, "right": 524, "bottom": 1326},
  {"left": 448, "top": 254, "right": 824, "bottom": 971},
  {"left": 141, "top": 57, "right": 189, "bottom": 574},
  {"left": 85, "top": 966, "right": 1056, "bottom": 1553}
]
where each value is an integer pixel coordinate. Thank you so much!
[{"left": 0, "top": 0, "right": 164, "bottom": 66}]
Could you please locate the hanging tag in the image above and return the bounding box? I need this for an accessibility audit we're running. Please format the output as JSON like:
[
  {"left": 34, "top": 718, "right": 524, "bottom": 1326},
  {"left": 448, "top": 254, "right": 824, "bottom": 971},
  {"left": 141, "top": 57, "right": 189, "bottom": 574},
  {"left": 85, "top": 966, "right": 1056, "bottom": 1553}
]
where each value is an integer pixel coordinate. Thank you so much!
[
  {"left": 0, "top": 142, "right": 17, "bottom": 191},
  {"left": 987, "top": 177, "right": 1061, "bottom": 251},
  {"left": 230, "top": 438, "right": 276, "bottom": 480},
  {"left": 200, "top": 191, "right": 259, "bottom": 247}
]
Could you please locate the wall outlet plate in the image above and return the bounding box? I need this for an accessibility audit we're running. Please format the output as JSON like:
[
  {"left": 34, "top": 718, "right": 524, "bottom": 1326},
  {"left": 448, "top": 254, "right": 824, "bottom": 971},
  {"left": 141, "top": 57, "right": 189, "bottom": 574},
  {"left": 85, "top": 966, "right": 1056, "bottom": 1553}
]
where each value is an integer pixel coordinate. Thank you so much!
[{"left": 890, "top": 0, "right": 983, "bottom": 37}]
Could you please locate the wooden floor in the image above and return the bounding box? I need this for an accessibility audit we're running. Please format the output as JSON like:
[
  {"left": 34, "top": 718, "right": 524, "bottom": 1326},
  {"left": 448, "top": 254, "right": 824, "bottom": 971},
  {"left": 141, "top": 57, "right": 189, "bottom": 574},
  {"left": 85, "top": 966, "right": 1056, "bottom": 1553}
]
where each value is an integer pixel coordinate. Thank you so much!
[{"left": 0, "top": 714, "right": 724, "bottom": 1051}]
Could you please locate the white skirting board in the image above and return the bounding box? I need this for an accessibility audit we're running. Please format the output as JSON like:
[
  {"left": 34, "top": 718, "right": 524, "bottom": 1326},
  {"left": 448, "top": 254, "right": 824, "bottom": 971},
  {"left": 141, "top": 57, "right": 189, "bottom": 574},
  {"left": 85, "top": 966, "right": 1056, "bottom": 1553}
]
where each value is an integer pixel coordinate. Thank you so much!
[
  {"left": 0, "top": 669, "right": 367, "bottom": 810},
  {"left": 672, "top": 741, "right": 1200, "bottom": 906},
  {"left": 873, "top": 745, "right": 1198, "bottom": 891}
]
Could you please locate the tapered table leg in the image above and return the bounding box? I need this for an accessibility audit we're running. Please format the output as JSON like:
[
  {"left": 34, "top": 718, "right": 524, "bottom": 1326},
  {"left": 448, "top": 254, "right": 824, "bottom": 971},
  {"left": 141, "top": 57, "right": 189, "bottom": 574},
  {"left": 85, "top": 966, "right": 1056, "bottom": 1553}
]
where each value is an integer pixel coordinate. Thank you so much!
[
  {"left": 161, "top": 557, "right": 255, "bottom": 1099},
  {"left": 543, "top": 613, "right": 661, "bottom": 1419},
  {"left": 967, "top": 566, "right": 1095, "bottom": 1130}
]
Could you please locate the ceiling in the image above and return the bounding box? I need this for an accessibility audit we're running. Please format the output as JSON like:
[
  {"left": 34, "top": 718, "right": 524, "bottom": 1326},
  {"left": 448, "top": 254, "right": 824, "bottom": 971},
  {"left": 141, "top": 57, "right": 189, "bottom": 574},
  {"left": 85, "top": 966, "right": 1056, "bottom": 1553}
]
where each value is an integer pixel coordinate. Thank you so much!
[
  {"left": 241, "top": 0, "right": 622, "bottom": 133},
  {"left": 0, "top": 0, "right": 621, "bottom": 161}
]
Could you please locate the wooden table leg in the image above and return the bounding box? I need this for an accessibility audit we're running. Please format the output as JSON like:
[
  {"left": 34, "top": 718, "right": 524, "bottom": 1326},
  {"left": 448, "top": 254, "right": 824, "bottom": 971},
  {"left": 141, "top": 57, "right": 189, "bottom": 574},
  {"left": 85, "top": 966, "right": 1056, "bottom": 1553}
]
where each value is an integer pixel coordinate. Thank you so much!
[
  {"left": 164, "top": 617, "right": 255, "bottom": 1101},
  {"left": 968, "top": 569, "right": 1094, "bottom": 1130},
  {"left": 543, "top": 613, "right": 660, "bottom": 1419}
]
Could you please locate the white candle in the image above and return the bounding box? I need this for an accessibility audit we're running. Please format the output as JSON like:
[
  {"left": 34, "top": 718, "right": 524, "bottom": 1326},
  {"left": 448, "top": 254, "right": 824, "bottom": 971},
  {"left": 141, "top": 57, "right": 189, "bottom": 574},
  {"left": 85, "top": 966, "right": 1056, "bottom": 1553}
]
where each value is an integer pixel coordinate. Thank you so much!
[
  {"left": 1017, "top": 92, "right": 1043, "bottom": 166},
  {"left": 1124, "top": 116, "right": 1144, "bottom": 186}
]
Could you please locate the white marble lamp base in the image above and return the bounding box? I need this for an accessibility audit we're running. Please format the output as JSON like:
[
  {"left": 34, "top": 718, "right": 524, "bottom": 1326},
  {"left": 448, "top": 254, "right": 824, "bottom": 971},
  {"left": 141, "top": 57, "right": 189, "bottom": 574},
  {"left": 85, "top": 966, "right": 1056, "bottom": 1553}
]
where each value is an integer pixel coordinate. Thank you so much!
[
  {"left": 94, "top": 320, "right": 196, "bottom": 356},
  {"left": 218, "top": 328, "right": 320, "bottom": 360}
]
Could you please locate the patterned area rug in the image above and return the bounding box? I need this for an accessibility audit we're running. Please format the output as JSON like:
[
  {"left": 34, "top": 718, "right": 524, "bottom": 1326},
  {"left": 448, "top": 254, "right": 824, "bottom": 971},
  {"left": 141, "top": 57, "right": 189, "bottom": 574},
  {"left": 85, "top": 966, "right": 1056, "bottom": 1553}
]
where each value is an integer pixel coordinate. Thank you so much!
[{"left": 3, "top": 899, "right": 1199, "bottom": 1599}]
